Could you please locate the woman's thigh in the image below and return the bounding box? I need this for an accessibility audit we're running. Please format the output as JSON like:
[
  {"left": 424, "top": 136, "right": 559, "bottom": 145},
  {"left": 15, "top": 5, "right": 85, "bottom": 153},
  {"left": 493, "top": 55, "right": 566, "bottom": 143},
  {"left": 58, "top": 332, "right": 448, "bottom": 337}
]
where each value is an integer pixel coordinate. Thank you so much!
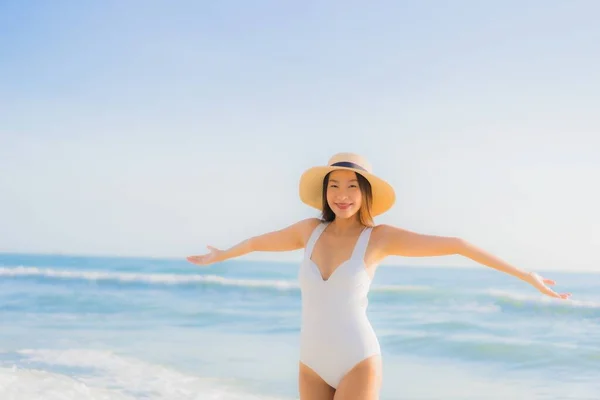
[
  {"left": 333, "top": 355, "right": 382, "bottom": 400},
  {"left": 299, "top": 362, "right": 335, "bottom": 400}
]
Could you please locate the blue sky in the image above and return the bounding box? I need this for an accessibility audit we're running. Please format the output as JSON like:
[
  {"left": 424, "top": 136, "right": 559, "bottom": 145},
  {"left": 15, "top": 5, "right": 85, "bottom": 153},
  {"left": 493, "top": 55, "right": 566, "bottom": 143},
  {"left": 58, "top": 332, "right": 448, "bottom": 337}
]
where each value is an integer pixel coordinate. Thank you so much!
[{"left": 1, "top": 1, "right": 599, "bottom": 271}]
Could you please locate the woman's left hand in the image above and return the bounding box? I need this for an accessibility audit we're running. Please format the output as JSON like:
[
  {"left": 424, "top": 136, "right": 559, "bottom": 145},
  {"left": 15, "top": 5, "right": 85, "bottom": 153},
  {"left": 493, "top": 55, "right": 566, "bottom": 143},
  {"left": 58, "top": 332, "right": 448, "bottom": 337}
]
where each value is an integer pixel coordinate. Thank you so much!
[{"left": 526, "top": 272, "right": 571, "bottom": 299}]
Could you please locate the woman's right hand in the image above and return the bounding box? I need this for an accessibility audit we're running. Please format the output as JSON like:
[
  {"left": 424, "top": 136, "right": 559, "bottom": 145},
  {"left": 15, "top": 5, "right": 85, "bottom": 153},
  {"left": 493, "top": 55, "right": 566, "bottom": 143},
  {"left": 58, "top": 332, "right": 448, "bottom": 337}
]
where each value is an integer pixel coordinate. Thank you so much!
[{"left": 186, "top": 246, "right": 225, "bottom": 266}]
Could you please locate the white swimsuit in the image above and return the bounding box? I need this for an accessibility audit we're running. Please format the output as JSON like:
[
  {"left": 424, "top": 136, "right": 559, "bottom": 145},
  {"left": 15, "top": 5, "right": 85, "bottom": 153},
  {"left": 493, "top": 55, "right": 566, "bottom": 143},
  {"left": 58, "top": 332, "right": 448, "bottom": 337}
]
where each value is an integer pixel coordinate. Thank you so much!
[{"left": 298, "top": 222, "right": 381, "bottom": 389}]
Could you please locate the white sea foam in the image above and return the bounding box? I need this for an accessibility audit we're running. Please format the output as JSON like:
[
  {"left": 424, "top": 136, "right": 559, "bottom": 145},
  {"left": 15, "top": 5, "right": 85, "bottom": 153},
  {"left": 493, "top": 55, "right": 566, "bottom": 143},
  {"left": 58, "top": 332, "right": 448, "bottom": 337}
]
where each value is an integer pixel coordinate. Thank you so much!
[
  {"left": 0, "top": 366, "right": 133, "bottom": 400},
  {"left": 0, "top": 266, "right": 298, "bottom": 290},
  {"left": 0, "top": 266, "right": 429, "bottom": 293},
  {"left": 0, "top": 348, "right": 286, "bottom": 400}
]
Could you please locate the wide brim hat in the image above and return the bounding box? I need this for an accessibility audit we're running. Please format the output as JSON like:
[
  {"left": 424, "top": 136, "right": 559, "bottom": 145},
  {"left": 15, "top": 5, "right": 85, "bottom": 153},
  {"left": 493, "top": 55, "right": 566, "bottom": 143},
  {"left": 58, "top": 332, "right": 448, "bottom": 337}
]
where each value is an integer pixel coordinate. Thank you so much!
[{"left": 299, "top": 152, "right": 396, "bottom": 217}]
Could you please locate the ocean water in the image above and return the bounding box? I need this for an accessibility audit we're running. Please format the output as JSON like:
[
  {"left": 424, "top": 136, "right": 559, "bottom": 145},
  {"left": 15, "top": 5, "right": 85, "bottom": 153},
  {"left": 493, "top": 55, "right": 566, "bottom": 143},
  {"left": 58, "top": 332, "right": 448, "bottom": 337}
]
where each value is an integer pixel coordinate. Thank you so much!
[{"left": 0, "top": 253, "right": 599, "bottom": 400}]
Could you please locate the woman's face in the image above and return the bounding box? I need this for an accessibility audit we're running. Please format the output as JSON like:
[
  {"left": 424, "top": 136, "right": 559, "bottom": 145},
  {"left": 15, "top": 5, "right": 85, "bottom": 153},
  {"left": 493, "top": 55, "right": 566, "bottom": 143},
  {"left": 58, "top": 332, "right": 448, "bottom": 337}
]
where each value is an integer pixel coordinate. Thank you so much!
[{"left": 326, "top": 169, "right": 362, "bottom": 219}]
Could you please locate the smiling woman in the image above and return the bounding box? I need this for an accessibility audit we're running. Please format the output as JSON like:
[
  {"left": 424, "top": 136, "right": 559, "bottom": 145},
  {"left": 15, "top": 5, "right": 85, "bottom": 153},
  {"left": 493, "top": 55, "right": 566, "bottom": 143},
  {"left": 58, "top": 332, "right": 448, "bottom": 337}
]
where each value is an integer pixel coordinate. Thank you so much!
[
  {"left": 320, "top": 170, "right": 373, "bottom": 226},
  {"left": 186, "top": 152, "right": 571, "bottom": 400}
]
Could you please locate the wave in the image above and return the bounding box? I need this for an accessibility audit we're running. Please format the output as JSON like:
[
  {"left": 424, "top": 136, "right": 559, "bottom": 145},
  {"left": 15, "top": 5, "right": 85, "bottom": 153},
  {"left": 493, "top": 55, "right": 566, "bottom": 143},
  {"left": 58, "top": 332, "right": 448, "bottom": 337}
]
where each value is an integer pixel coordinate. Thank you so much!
[
  {"left": 0, "top": 366, "right": 133, "bottom": 400},
  {"left": 2, "top": 267, "right": 599, "bottom": 316},
  {"left": 382, "top": 331, "right": 600, "bottom": 370},
  {"left": 0, "top": 266, "right": 298, "bottom": 290},
  {"left": 0, "top": 266, "right": 427, "bottom": 293},
  {"left": 1, "top": 348, "right": 286, "bottom": 400}
]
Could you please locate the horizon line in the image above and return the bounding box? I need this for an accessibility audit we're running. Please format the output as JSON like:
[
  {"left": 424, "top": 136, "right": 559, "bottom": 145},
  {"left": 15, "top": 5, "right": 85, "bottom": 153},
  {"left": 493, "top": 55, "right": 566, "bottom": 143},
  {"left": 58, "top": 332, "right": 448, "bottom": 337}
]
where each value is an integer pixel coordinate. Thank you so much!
[{"left": 0, "top": 250, "right": 596, "bottom": 274}]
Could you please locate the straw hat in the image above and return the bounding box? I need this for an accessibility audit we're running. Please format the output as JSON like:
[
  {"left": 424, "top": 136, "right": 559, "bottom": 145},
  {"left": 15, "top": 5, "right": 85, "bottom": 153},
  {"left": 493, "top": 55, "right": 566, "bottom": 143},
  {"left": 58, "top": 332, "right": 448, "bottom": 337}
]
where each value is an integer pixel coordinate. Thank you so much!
[{"left": 299, "top": 152, "right": 396, "bottom": 216}]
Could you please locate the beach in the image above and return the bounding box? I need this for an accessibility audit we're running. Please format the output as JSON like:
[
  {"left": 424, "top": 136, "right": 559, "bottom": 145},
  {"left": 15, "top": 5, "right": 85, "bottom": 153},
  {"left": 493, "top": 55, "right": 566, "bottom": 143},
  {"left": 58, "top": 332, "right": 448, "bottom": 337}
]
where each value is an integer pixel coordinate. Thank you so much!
[{"left": 1, "top": 253, "right": 598, "bottom": 399}]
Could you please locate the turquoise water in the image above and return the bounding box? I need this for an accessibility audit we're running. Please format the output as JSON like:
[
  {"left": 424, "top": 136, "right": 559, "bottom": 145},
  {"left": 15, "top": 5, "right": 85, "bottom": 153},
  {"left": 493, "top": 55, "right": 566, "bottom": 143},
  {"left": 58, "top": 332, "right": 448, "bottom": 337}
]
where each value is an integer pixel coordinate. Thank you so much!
[{"left": 1, "top": 253, "right": 599, "bottom": 399}]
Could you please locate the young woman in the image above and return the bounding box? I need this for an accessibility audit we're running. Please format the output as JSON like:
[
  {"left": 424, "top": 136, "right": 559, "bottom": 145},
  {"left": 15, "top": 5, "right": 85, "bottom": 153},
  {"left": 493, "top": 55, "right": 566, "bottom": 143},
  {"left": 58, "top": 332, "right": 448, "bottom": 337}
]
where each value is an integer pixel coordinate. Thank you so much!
[{"left": 187, "top": 152, "right": 571, "bottom": 400}]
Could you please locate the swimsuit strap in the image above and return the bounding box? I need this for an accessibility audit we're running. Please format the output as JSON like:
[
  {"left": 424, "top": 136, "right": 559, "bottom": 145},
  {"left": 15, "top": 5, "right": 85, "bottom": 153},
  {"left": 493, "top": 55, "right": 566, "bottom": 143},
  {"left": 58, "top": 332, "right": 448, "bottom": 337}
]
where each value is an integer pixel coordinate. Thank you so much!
[
  {"left": 350, "top": 227, "right": 373, "bottom": 261},
  {"left": 305, "top": 222, "right": 329, "bottom": 259}
]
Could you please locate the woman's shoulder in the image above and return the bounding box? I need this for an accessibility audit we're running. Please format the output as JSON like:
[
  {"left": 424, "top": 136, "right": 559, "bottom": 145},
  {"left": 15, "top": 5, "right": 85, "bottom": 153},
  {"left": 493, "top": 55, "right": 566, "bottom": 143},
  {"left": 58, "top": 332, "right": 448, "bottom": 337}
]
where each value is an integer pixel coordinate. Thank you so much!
[
  {"left": 291, "top": 218, "right": 323, "bottom": 245},
  {"left": 370, "top": 223, "right": 407, "bottom": 243},
  {"left": 372, "top": 223, "right": 403, "bottom": 232},
  {"left": 302, "top": 217, "right": 324, "bottom": 233}
]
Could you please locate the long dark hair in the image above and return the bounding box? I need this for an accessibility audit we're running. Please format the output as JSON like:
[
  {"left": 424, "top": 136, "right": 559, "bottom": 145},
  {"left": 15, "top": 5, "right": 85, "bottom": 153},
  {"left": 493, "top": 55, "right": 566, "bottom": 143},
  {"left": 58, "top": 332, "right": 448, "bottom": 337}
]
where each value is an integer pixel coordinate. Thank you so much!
[{"left": 320, "top": 171, "right": 374, "bottom": 226}]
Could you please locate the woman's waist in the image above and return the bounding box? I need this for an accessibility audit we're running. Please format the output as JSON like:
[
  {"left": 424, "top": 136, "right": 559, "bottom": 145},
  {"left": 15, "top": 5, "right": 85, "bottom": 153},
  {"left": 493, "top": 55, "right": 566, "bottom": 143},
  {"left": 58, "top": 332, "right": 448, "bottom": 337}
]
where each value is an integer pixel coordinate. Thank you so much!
[
  {"left": 301, "top": 296, "right": 368, "bottom": 312},
  {"left": 300, "top": 316, "right": 379, "bottom": 350},
  {"left": 301, "top": 309, "right": 372, "bottom": 331}
]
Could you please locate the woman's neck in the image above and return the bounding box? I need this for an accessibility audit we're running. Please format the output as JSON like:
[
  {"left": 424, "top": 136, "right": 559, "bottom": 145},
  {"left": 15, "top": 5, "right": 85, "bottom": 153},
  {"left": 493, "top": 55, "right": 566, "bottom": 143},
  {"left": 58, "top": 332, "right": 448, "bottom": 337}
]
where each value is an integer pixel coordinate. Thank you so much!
[{"left": 327, "top": 216, "right": 363, "bottom": 235}]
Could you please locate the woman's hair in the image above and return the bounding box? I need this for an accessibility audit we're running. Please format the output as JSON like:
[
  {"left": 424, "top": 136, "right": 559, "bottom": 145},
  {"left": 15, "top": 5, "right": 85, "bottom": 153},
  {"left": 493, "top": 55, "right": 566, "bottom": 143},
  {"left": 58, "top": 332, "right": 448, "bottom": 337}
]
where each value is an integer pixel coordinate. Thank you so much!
[{"left": 320, "top": 171, "right": 374, "bottom": 227}]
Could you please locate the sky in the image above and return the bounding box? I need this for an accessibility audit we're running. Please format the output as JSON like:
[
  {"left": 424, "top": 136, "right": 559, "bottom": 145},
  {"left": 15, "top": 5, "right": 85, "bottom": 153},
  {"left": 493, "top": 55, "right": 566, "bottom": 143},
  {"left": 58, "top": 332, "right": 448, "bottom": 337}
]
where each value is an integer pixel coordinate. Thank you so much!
[{"left": 1, "top": 1, "right": 599, "bottom": 272}]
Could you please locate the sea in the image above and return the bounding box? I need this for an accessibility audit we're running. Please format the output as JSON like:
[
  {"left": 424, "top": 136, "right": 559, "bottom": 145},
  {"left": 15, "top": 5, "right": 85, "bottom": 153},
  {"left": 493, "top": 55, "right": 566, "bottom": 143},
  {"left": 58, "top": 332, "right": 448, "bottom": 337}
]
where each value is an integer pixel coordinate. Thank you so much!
[{"left": 0, "top": 253, "right": 598, "bottom": 400}]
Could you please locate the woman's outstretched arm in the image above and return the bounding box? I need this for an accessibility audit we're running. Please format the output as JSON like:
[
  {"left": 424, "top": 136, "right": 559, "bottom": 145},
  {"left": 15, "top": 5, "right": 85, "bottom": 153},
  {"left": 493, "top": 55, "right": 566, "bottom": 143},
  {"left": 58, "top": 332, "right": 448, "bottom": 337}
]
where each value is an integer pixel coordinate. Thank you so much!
[
  {"left": 376, "top": 224, "right": 571, "bottom": 300},
  {"left": 187, "top": 218, "right": 320, "bottom": 266}
]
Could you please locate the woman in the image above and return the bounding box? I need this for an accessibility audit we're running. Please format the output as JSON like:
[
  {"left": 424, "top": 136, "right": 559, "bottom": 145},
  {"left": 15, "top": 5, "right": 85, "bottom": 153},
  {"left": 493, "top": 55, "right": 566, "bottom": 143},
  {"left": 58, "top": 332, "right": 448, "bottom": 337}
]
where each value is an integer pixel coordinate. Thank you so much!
[{"left": 187, "top": 152, "right": 571, "bottom": 400}]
